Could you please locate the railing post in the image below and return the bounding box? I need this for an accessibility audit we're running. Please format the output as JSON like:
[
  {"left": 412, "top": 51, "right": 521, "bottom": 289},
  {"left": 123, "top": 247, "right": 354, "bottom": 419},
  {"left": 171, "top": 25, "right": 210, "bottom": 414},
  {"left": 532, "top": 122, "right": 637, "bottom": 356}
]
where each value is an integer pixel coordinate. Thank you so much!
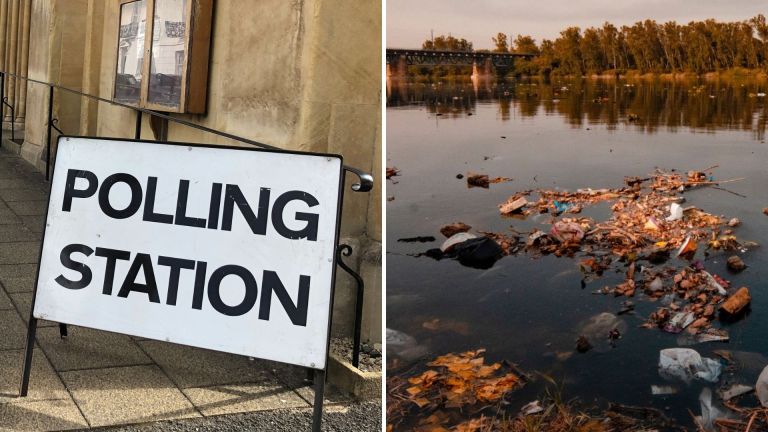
[
  {"left": 134, "top": 111, "right": 142, "bottom": 140},
  {"left": 45, "top": 85, "right": 53, "bottom": 181}
]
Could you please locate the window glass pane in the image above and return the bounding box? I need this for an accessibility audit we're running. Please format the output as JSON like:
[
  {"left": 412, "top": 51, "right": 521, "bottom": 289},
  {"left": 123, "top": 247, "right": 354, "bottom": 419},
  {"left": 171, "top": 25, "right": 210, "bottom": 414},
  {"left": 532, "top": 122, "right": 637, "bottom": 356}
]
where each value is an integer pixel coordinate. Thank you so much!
[
  {"left": 115, "top": 1, "right": 146, "bottom": 104},
  {"left": 147, "top": 0, "right": 187, "bottom": 109}
]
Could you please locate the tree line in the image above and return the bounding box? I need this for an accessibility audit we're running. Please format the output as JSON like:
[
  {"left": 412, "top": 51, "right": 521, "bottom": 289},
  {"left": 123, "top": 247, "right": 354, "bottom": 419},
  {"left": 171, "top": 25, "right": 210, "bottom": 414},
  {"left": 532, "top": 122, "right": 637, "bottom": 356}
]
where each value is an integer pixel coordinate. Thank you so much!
[{"left": 422, "top": 16, "right": 768, "bottom": 75}]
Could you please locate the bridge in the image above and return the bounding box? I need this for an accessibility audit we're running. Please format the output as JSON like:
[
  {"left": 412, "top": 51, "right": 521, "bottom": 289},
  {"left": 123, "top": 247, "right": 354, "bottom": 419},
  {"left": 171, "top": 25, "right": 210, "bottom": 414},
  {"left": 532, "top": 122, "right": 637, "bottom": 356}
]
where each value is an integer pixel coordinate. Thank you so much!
[
  {"left": 386, "top": 48, "right": 536, "bottom": 77},
  {"left": 386, "top": 49, "right": 535, "bottom": 67}
]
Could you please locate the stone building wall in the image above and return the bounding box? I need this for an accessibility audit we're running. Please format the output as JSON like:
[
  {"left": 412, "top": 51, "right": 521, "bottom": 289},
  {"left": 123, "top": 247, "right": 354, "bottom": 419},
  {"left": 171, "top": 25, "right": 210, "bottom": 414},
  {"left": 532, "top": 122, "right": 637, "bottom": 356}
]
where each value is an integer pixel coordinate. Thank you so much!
[{"left": 0, "top": 0, "right": 381, "bottom": 344}]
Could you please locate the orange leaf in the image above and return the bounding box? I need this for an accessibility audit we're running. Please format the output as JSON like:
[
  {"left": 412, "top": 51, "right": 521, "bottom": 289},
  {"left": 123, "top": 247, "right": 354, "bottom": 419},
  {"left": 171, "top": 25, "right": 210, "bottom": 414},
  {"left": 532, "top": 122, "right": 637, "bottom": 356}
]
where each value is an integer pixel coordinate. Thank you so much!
[{"left": 406, "top": 386, "right": 422, "bottom": 396}]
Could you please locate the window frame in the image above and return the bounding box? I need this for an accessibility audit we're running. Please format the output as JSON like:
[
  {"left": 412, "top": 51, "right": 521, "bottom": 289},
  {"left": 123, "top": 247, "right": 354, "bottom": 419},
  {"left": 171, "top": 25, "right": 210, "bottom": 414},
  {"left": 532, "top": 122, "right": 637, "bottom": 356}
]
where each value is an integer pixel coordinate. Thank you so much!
[{"left": 114, "top": 0, "right": 212, "bottom": 114}]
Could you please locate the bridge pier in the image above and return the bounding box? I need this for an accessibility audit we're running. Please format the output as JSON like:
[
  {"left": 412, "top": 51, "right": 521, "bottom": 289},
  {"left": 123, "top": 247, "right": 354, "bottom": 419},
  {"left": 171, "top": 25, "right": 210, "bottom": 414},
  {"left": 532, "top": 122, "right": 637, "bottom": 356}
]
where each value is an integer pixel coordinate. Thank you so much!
[
  {"left": 386, "top": 57, "right": 408, "bottom": 79},
  {"left": 471, "top": 59, "right": 495, "bottom": 80}
]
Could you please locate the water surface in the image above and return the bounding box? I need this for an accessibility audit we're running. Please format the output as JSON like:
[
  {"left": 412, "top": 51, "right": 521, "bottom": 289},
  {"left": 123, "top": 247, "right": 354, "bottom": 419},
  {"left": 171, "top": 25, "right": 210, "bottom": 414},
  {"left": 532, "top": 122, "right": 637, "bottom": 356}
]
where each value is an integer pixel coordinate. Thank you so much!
[{"left": 386, "top": 77, "right": 768, "bottom": 429}]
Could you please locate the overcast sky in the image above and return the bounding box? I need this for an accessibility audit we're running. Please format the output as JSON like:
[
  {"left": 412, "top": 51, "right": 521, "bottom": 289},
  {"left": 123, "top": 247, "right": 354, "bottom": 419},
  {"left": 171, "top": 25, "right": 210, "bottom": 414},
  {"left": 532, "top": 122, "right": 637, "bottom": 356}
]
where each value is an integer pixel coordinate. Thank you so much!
[{"left": 387, "top": 0, "right": 765, "bottom": 50}]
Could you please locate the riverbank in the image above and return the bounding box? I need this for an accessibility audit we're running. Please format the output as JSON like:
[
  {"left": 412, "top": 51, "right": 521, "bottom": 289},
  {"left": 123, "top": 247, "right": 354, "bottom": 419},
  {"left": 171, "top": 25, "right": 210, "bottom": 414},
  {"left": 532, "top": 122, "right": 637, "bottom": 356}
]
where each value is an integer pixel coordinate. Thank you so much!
[{"left": 588, "top": 68, "right": 768, "bottom": 82}]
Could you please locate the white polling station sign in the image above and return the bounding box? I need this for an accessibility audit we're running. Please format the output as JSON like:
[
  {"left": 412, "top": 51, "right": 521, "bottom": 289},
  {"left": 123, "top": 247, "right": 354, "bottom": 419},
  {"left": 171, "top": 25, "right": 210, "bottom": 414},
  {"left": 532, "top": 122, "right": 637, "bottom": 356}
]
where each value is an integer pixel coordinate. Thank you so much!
[{"left": 33, "top": 137, "right": 343, "bottom": 369}]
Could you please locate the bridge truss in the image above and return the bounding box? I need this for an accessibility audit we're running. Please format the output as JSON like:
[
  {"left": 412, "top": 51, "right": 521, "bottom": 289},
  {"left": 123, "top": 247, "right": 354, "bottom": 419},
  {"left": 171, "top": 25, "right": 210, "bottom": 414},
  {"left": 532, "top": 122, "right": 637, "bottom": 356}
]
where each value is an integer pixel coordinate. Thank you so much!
[{"left": 386, "top": 49, "right": 535, "bottom": 68}]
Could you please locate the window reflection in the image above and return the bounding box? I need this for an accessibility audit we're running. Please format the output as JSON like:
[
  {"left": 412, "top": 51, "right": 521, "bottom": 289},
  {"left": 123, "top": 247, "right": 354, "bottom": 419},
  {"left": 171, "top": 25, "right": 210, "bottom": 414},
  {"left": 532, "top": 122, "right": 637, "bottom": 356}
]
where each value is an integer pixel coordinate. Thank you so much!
[
  {"left": 115, "top": 0, "right": 146, "bottom": 104},
  {"left": 147, "top": 0, "right": 187, "bottom": 109}
]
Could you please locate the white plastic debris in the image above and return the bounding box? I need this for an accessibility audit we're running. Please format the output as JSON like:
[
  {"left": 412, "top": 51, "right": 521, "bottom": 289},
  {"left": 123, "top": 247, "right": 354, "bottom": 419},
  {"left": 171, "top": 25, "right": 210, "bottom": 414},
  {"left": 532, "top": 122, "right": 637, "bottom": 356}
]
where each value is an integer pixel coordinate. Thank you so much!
[
  {"left": 648, "top": 277, "right": 664, "bottom": 292},
  {"left": 720, "top": 384, "right": 752, "bottom": 401},
  {"left": 756, "top": 365, "right": 768, "bottom": 407},
  {"left": 702, "top": 271, "right": 727, "bottom": 296},
  {"left": 651, "top": 385, "right": 677, "bottom": 395},
  {"left": 663, "top": 311, "right": 695, "bottom": 333},
  {"left": 440, "top": 232, "right": 477, "bottom": 253},
  {"left": 386, "top": 328, "right": 428, "bottom": 361},
  {"left": 520, "top": 400, "right": 544, "bottom": 416},
  {"left": 676, "top": 328, "right": 730, "bottom": 346},
  {"left": 666, "top": 203, "right": 684, "bottom": 221},
  {"left": 697, "top": 388, "right": 731, "bottom": 431},
  {"left": 659, "top": 348, "right": 722, "bottom": 383}
]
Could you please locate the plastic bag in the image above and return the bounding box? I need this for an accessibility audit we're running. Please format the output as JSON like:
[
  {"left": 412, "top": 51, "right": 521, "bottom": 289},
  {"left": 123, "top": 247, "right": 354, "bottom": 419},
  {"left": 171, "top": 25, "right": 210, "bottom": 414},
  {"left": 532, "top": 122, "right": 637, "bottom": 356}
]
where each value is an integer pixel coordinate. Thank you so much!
[
  {"left": 658, "top": 348, "right": 721, "bottom": 383},
  {"left": 757, "top": 365, "right": 768, "bottom": 407},
  {"left": 667, "top": 203, "right": 684, "bottom": 221},
  {"left": 550, "top": 221, "right": 584, "bottom": 243}
]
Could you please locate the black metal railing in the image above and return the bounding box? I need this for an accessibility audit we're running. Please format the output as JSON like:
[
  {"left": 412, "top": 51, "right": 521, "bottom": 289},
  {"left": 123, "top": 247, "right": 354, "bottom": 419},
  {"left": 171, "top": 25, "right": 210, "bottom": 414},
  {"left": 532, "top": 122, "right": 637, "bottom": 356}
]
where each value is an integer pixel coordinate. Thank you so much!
[
  {"left": 1, "top": 96, "right": 14, "bottom": 142},
  {"left": 0, "top": 70, "right": 374, "bottom": 369}
]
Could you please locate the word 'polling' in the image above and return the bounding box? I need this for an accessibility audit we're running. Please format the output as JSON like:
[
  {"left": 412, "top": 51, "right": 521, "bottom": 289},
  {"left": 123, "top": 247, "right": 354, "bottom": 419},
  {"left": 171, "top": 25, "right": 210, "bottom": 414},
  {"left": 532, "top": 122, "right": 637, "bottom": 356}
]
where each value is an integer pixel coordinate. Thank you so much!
[{"left": 63, "top": 169, "right": 321, "bottom": 241}]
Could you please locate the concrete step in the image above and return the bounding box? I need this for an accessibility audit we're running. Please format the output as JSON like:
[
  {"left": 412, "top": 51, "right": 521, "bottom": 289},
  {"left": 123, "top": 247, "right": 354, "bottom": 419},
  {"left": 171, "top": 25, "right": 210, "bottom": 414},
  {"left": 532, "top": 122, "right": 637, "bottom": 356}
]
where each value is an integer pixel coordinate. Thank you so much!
[{"left": 1, "top": 128, "right": 25, "bottom": 155}]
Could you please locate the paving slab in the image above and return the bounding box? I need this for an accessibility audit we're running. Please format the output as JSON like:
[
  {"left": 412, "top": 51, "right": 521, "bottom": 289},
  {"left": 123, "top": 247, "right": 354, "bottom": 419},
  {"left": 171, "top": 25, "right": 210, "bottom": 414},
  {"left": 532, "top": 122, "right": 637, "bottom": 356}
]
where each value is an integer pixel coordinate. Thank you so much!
[
  {"left": 20, "top": 215, "right": 45, "bottom": 233},
  {"left": 265, "top": 361, "right": 352, "bottom": 406},
  {"left": 8, "top": 292, "right": 61, "bottom": 327},
  {"left": 61, "top": 365, "right": 200, "bottom": 427},
  {"left": 0, "top": 288, "right": 12, "bottom": 310},
  {"left": 0, "top": 201, "right": 17, "bottom": 215},
  {"left": 36, "top": 326, "right": 151, "bottom": 372},
  {"left": 0, "top": 275, "right": 36, "bottom": 293},
  {"left": 0, "top": 179, "right": 41, "bottom": 190},
  {"left": 0, "top": 309, "right": 27, "bottom": 350},
  {"left": 0, "top": 241, "right": 40, "bottom": 264},
  {"left": 0, "top": 398, "right": 88, "bottom": 431},
  {"left": 7, "top": 200, "right": 47, "bottom": 216},
  {"left": 0, "top": 224, "right": 42, "bottom": 243},
  {"left": 84, "top": 400, "right": 381, "bottom": 432},
  {"left": 0, "top": 210, "right": 22, "bottom": 225},
  {"left": 0, "top": 349, "right": 70, "bottom": 404},
  {"left": 138, "top": 341, "right": 273, "bottom": 389},
  {"left": 0, "top": 188, "right": 49, "bottom": 202},
  {"left": 182, "top": 381, "right": 309, "bottom": 417}
]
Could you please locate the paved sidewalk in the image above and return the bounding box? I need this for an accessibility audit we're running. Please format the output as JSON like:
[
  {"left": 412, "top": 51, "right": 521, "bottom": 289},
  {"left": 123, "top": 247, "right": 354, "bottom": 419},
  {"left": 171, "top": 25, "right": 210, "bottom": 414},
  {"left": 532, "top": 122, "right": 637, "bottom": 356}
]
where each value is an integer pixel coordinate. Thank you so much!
[{"left": 0, "top": 148, "right": 369, "bottom": 431}]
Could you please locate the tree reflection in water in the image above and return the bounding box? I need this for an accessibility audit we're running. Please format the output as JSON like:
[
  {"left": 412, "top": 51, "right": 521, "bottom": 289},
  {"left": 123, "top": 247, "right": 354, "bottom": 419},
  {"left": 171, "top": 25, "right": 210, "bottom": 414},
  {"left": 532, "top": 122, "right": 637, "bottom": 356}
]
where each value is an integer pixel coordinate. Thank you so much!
[{"left": 387, "top": 77, "right": 768, "bottom": 141}]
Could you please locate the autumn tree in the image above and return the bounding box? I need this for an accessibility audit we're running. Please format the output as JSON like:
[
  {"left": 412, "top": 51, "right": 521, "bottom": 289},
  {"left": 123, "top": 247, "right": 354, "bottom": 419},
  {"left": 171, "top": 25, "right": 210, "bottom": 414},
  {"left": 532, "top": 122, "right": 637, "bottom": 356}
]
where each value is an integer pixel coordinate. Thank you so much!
[
  {"left": 422, "top": 35, "right": 473, "bottom": 52},
  {"left": 553, "top": 27, "right": 583, "bottom": 75},
  {"left": 492, "top": 32, "right": 509, "bottom": 53},
  {"left": 512, "top": 35, "right": 539, "bottom": 54},
  {"left": 419, "top": 16, "right": 768, "bottom": 76}
]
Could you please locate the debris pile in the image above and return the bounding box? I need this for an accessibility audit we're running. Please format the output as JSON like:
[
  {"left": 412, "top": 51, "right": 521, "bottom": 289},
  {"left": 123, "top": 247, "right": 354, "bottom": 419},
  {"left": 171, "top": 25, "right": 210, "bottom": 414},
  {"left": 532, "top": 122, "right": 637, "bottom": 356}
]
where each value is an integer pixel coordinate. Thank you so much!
[
  {"left": 388, "top": 349, "right": 687, "bottom": 431},
  {"left": 397, "top": 166, "right": 765, "bottom": 431},
  {"left": 387, "top": 349, "right": 526, "bottom": 431},
  {"left": 431, "top": 167, "right": 756, "bottom": 340}
]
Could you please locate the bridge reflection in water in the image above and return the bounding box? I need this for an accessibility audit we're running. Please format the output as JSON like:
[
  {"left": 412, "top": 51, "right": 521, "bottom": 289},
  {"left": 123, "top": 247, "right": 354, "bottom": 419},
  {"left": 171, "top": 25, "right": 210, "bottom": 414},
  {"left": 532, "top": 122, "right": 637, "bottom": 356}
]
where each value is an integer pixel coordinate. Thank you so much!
[{"left": 386, "top": 77, "right": 768, "bottom": 141}]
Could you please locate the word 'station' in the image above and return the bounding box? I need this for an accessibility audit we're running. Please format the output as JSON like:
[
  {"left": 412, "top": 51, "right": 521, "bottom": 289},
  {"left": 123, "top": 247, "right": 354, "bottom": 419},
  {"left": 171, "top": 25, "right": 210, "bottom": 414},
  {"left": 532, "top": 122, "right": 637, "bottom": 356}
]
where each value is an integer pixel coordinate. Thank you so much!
[{"left": 34, "top": 138, "right": 342, "bottom": 368}]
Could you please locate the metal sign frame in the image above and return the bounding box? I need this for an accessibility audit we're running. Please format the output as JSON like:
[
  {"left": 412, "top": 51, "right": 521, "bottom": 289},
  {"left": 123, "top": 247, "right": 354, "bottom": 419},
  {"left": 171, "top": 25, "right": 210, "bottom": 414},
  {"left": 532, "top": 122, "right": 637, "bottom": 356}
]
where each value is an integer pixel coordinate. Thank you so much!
[{"left": 19, "top": 135, "right": 351, "bottom": 432}]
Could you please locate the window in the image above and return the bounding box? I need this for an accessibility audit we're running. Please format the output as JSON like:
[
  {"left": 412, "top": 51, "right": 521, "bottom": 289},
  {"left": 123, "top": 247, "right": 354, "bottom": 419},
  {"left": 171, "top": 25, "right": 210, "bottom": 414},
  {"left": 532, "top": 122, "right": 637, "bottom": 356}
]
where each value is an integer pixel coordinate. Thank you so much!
[
  {"left": 114, "top": 0, "right": 146, "bottom": 104},
  {"left": 113, "top": 0, "right": 213, "bottom": 113}
]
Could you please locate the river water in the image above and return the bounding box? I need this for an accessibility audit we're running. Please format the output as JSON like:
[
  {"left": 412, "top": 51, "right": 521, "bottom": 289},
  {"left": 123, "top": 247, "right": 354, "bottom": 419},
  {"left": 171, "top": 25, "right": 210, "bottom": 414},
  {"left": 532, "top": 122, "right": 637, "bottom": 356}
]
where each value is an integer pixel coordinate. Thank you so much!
[{"left": 386, "top": 76, "right": 768, "bottom": 429}]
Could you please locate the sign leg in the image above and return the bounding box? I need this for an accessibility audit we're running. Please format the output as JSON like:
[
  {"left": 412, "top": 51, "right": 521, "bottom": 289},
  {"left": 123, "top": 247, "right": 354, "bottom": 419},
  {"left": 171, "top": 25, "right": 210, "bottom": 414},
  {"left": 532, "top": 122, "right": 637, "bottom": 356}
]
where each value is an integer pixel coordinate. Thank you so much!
[
  {"left": 305, "top": 367, "right": 314, "bottom": 383},
  {"left": 312, "top": 369, "right": 325, "bottom": 432},
  {"left": 19, "top": 317, "right": 38, "bottom": 397}
]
